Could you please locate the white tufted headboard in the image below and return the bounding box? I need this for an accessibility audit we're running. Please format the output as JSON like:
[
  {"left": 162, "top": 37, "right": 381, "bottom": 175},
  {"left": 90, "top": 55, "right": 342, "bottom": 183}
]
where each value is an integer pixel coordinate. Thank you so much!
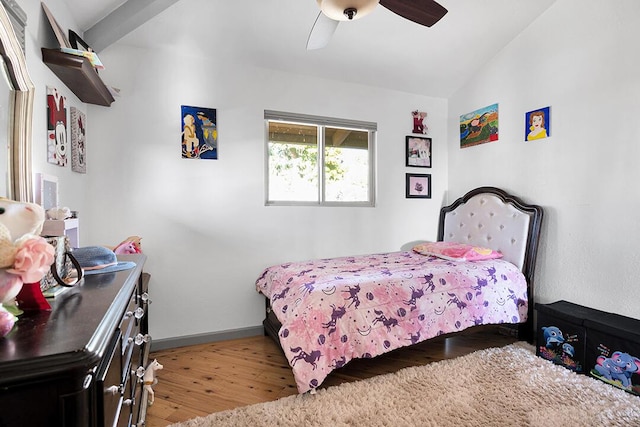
[
  {"left": 438, "top": 188, "right": 543, "bottom": 294},
  {"left": 437, "top": 187, "right": 543, "bottom": 342},
  {"left": 441, "top": 193, "right": 531, "bottom": 271}
]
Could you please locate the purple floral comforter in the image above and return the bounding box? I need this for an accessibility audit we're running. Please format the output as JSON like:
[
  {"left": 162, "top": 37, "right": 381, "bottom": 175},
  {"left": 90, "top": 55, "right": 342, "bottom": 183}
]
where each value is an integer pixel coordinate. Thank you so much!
[{"left": 255, "top": 251, "right": 528, "bottom": 393}]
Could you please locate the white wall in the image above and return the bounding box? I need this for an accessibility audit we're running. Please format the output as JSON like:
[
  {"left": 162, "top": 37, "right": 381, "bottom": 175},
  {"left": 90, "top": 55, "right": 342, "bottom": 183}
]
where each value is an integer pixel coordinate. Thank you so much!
[
  {"left": 21, "top": 0, "right": 91, "bottom": 218},
  {"left": 6, "top": 0, "right": 446, "bottom": 343},
  {"left": 25, "top": 0, "right": 639, "bottom": 343},
  {"left": 447, "top": 0, "right": 640, "bottom": 320},
  {"left": 84, "top": 44, "right": 448, "bottom": 339},
  {"left": 15, "top": 0, "right": 446, "bottom": 342}
]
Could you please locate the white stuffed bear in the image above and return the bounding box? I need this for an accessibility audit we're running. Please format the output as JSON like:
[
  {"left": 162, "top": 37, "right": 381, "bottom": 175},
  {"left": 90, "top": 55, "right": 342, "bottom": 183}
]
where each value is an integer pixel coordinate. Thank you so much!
[{"left": 0, "top": 199, "right": 54, "bottom": 337}]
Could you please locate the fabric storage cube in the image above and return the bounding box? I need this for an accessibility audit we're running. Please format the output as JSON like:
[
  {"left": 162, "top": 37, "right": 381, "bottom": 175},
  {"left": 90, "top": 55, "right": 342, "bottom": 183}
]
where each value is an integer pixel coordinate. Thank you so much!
[
  {"left": 585, "top": 313, "right": 640, "bottom": 396},
  {"left": 535, "top": 301, "right": 593, "bottom": 373}
]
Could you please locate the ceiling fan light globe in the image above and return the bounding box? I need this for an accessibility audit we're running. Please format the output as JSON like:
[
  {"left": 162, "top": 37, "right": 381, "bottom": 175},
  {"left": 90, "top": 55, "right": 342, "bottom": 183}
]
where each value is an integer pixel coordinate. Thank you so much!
[{"left": 317, "top": 0, "right": 379, "bottom": 21}]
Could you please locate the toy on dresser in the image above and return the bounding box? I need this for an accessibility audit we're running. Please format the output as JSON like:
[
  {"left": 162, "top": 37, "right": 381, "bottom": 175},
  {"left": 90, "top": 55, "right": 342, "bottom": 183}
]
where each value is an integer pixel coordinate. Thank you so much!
[
  {"left": 111, "top": 236, "right": 143, "bottom": 254},
  {"left": 0, "top": 199, "right": 55, "bottom": 336}
]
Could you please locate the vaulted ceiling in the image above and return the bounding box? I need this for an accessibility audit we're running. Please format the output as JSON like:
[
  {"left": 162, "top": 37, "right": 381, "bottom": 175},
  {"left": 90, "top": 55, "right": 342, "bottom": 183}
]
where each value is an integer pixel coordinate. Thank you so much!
[{"left": 64, "top": 0, "right": 556, "bottom": 98}]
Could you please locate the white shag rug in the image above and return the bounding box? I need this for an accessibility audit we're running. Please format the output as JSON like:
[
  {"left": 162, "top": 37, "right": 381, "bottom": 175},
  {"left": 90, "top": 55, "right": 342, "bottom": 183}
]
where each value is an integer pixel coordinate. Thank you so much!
[{"left": 169, "top": 342, "right": 640, "bottom": 427}]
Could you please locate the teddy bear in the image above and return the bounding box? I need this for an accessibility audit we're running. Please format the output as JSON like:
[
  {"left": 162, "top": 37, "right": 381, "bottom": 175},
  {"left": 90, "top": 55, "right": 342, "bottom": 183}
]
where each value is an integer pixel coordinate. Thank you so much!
[{"left": 0, "top": 199, "right": 55, "bottom": 337}]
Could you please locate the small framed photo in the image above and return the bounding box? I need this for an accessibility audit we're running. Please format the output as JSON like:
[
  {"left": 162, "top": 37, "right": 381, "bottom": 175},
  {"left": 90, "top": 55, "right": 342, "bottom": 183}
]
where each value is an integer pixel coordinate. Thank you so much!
[
  {"left": 35, "top": 173, "right": 59, "bottom": 210},
  {"left": 406, "top": 173, "right": 431, "bottom": 199},
  {"left": 406, "top": 136, "right": 432, "bottom": 168},
  {"left": 68, "top": 30, "right": 91, "bottom": 51}
]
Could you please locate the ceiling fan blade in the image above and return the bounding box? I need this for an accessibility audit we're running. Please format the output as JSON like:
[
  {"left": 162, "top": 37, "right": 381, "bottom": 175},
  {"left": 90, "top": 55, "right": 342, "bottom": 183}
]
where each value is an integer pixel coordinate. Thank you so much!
[
  {"left": 307, "top": 12, "right": 339, "bottom": 50},
  {"left": 380, "top": 0, "right": 448, "bottom": 27}
]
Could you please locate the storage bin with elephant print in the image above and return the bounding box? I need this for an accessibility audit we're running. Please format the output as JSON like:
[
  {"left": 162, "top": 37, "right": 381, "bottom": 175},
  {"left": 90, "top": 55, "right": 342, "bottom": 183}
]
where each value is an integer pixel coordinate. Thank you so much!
[
  {"left": 584, "top": 312, "right": 640, "bottom": 396},
  {"left": 535, "top": 300, "right": 596, "bottom": 373}
]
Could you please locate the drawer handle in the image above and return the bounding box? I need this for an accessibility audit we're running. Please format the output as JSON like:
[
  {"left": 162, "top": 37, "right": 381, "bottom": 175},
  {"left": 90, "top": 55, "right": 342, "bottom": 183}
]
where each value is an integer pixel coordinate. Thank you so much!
[
  {"left": 82, "top": 374, "right": 92, "bottom": 389},
  {"left": 105, "top": 385, "right": 123, "bottom": 395},
  {"left": 139, "top": 292, "right": 152, "bottom": 304},
  {"left": 128, "top": 333, "right": 151, "bottom": 346},
  {"left": 125, "top": 307, "right": 145, "bottom": 320},
  {"left": 135, "top": 366, "right": 146, "bottom": 379},
  {"left": 123, "top": 398, "right": 133, "bottom": 407}
]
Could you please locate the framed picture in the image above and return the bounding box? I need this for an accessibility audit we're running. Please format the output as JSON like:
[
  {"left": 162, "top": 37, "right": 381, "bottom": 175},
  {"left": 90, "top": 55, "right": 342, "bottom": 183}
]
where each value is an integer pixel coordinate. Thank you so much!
[
  {"left": 459, "top": 103, "right": 499, "bottom": 148},
  {"left": 68, "top": 30, "right": 91, "bottom": 51},
  {"left": 46, "top": 86, "right": 68, "bottom": 167},
  {"left": 181, "top": 105, "right": 218, "bottom": 160},
  {"left": 35, "top": 173, "right": 59, "bottom": 210},
  {"left": 406, "top": 173, "right": 431, "bottom": 199},
  {"left": 411, "top": 110, "right": 427, "bottom": 134},
  {"left": 406, "top": 136, "right": 432, "bottom": 168},
  {"left": 525, "top": 106, "right": 551, "bottom": 141},
  {"left": 41, "top": 2, "right": 71, "bottom": 48},
  {"left": 70, "top": 107, "right": 86, "bottom": 173}
]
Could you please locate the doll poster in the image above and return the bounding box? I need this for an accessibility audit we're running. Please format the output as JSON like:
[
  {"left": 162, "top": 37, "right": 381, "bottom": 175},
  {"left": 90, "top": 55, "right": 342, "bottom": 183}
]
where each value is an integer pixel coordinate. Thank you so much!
[
  {"left": 525, "top": 106, "right": 550, "bottom": 141},
  {"left": 46, "top": 86, "right": 68, "bottom": 166},
  {"left": 459, "top": 103, "right": 499, "bottom": 148},
  {"left": 181, "top": 105, "right": 217, "bottom": 159}
]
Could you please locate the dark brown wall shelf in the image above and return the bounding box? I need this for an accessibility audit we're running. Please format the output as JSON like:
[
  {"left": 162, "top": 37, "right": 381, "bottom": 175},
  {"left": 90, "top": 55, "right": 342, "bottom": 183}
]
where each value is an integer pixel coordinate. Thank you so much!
[{"left": 41, "top": 48, "right": 115, "bottom": 106}]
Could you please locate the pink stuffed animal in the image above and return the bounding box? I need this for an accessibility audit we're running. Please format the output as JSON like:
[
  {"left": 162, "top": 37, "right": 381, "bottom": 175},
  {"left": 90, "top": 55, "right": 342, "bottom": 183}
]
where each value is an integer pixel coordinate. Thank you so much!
[
  {"left": 113, "top": 236, "right": 142, "bottom": 254},
  {"left": 114, "top": 241, "right": 138, "bottom": 254}
]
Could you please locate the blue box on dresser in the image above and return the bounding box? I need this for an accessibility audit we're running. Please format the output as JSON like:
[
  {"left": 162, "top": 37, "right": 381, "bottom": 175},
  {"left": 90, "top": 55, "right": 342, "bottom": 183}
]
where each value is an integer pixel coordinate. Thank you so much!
[
  {"left": 535, "top": 300, "right": 593, "bottom": 373},
  {"left": 584, "top": 313, "right": 640, "bottom": 396}
]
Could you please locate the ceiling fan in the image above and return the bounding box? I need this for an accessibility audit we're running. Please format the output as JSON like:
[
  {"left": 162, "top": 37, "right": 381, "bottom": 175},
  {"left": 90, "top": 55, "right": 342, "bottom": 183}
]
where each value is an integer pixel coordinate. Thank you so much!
[{"left": 307, "top": 0, "right": 448, "bottom": 50}]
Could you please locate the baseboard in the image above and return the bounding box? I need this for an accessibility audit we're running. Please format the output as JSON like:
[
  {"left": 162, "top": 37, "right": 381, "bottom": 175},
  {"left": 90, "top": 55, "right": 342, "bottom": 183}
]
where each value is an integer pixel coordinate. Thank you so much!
[{"left": 150, "top": 325, "right": 264, "bottom": 352}]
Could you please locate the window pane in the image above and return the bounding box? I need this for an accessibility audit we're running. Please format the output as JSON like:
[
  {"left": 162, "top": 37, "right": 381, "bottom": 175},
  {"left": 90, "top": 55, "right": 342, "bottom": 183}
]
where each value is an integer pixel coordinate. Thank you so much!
[
  {"left": 268, "top": 121, "right": 318, "bottom": 202},
  {"left": 324, "top": 127, "right": 369, "bottom": 202}
]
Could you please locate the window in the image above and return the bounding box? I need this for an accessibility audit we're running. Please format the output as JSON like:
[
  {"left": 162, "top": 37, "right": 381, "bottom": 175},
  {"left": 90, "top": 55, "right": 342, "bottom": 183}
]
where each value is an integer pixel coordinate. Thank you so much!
[{"left": 265, "top": 111, "right": 376, "bottom": 206}]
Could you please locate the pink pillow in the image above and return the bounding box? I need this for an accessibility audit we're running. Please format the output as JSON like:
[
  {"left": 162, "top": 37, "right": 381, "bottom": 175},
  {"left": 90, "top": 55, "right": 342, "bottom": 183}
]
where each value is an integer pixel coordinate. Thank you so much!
[{"left": 412, "top": 242, "right": 502, "bottom": 262}]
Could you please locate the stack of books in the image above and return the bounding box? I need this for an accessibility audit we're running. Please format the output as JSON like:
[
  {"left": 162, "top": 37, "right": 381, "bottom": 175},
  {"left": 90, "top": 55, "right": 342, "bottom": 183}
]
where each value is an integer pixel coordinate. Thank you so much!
[{"left": 60, "top": 47, "right": 104, "bottom": 69}]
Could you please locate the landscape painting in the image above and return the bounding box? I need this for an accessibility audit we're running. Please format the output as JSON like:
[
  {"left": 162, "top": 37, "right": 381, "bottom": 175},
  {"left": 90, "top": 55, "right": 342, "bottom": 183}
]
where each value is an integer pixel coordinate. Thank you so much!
[{"left": 459, "top": 103, "right": 499, "bottom": 148}]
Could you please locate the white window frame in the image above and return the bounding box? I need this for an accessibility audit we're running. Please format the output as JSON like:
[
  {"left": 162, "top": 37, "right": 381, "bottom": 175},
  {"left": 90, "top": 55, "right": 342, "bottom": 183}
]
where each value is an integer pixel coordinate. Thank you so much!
[{"left": 264, "top": 110, "right": 376, "bottom": 207}]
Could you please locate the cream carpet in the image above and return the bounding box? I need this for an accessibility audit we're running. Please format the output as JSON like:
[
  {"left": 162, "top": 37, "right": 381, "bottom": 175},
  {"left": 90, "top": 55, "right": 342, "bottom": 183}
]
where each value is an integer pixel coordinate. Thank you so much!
[{"left": 169, "top": 342, "right": 640, "bottom": 427}]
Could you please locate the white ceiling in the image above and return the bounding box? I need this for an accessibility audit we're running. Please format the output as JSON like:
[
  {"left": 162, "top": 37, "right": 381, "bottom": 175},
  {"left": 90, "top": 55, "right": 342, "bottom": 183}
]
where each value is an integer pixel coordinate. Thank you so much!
[
  {"left": 65, "top": 0, "right": 126, "bottom": 30},
  {"left": 64, "top": 0, "right": 556, "bottom": 98}
]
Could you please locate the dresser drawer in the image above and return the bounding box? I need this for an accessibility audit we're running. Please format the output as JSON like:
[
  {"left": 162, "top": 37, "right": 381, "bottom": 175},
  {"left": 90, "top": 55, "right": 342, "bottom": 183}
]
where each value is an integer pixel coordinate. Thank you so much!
[
  {"left": 115, "top": 367, "right": 134, "bottom": 427},
  {"left": 120, "top": 295, "right": 139, "bottom": 382},
  {"left": 97, "top": 331, "right": 123, "bottom": 427}
]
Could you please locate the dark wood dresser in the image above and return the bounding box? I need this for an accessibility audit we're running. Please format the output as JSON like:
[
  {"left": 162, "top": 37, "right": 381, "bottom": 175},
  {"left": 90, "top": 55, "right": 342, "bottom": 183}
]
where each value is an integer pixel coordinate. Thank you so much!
[{"left": 0, "top": 254, "right": 152, "bottom": 427}]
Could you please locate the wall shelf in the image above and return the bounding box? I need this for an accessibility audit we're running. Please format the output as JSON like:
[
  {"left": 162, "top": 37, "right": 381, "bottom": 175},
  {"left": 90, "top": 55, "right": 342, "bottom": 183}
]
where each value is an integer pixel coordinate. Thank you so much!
[{"left": 41, "top": 48, "right": 115, "bottom": 106}]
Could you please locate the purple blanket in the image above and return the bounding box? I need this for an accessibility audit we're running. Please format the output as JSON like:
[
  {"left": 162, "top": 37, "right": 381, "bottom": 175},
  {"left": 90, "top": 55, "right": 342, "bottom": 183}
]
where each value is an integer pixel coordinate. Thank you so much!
[{"left": 256, "top": 251, "right": 528, "bottom": 393}]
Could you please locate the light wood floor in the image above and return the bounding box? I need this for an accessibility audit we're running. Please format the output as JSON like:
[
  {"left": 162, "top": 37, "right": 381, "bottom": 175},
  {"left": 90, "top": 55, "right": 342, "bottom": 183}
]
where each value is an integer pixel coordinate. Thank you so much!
[{"left": 144, "top": 326, "right": 518, "bottom": 426}]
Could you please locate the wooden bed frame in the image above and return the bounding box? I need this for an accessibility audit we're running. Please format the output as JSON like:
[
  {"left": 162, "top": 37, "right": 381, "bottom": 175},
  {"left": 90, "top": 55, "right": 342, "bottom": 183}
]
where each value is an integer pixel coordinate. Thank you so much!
[{"left": 263, "top": 186, "right": 543, "bottom": 347}]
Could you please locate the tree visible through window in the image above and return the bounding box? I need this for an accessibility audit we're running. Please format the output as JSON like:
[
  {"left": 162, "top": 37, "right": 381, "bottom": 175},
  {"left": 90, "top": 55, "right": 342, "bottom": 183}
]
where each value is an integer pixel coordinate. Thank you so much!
[{"left": 265, "top": 111, "right": 376, "bottom": 206}]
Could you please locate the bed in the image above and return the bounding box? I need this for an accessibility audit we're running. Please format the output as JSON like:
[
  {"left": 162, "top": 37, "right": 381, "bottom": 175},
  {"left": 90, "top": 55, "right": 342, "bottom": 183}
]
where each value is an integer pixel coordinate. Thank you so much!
[{"left": 255, "top": 187, "right": 543, "bottom": 393}]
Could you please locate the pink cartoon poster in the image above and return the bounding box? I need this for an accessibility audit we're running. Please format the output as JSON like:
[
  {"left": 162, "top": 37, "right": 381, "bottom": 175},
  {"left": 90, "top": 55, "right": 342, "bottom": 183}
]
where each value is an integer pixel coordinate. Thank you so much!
[{"left": 46, "top": 86, "right": 68, "bottom": 166}]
